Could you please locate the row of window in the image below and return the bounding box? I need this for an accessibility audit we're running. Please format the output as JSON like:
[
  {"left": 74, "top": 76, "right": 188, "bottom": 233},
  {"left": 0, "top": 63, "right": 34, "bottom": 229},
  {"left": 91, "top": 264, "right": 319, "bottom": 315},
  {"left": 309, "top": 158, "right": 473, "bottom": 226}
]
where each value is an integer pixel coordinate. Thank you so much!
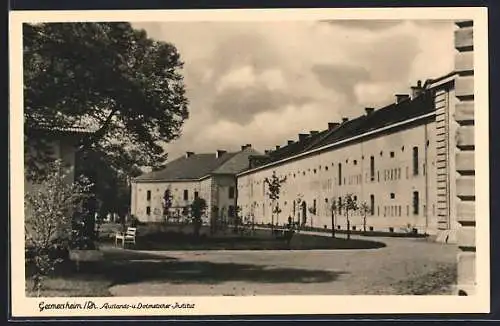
[
  {"left": 146, "top": 187, "right": 236, "bottom": 201},
  {"left": 241, "top": 147, "right": 423, "bottom": 190},
  {"left": 243, "top": 145, "right": 424, "bottom": 188},
  {"left": 243, "top": 191, "right": 422, "bottom": 217},
  {"left": 145, "top": 204, "right": 237, "bottom": 217}
]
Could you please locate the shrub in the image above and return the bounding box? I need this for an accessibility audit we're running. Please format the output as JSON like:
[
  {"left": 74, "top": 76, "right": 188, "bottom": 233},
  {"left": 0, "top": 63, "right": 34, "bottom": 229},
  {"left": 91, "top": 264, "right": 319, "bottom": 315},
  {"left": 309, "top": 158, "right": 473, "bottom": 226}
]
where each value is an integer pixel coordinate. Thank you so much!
[{"left": 24, "top": 160, "right": 93, "bottom": 296}]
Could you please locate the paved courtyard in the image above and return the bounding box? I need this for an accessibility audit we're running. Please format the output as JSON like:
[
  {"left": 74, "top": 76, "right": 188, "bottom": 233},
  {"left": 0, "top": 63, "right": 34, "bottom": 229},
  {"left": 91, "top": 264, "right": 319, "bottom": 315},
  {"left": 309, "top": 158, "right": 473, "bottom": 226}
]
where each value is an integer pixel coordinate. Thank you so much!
[{"left": 108, "top": 234, "right": 458, "bottom": 296}]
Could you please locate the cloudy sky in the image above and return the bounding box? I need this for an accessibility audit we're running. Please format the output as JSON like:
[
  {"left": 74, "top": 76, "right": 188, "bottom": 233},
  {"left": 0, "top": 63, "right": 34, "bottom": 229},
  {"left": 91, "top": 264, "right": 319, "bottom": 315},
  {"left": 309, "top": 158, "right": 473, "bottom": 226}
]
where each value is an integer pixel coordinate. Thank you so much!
[{"left": 132, "top": 20, "right": 455, "bottom": 160}]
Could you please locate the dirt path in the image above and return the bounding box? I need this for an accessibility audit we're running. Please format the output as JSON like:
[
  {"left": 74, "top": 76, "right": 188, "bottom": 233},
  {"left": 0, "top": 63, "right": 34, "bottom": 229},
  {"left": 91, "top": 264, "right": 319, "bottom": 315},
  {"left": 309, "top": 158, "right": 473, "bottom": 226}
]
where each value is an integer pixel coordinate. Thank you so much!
[{"left": 108, "top": 236, "right": 457, "bottom": 296}]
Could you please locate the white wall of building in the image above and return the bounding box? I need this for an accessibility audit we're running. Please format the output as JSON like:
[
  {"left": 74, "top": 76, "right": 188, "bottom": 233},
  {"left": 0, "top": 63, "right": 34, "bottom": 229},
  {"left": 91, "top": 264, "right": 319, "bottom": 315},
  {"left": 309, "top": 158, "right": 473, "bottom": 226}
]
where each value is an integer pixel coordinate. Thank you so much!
[{"left": 237, "top": 119, "right": 440, "bottom": 234}]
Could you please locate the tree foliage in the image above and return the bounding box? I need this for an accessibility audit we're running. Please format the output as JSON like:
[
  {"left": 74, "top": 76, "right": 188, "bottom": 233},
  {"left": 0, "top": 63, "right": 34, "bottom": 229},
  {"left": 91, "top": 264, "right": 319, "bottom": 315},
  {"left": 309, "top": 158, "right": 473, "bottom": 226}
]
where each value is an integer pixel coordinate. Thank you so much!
[
  {"left": 264, "top": 171, "right": 287, "bottom": 228},
  {"left": 24, "top": 22, "right": 190, "bottom": 221},
  {"left": 358, "top": 201, "right": 371, "bottom": 233},
  {"left": 24, "top": 22, "right": 189, "bottom": 172},
  {"left": 329, "top": 198, "right": 338, "bottom": 238},
  {"left": 163, "top": 188, "right": 173, "bottom": 218},
  {"left": 190, "top": 197, "right": 207, "bottom": 237},
  {"left": 340, "top": 193, "right": 358, "bottom": 240}
]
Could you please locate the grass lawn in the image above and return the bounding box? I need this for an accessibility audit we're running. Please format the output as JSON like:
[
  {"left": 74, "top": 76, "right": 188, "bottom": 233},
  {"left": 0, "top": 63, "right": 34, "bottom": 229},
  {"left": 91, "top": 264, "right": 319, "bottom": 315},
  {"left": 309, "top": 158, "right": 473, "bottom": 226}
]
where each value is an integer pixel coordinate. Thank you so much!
[
  {"left": 393, "top": 262, "right": 457, "bottom": 295},
  {"left": 100, "top": 224, "right": 387, "bottom": 251},
  {"left": 26, "top": 276, "right": 112, "bottom": 297}
]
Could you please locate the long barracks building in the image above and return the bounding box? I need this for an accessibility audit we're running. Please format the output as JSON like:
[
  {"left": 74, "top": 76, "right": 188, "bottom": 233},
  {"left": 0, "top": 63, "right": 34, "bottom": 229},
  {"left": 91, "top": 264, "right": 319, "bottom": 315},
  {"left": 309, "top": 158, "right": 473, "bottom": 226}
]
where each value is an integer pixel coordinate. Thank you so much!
[
  {"left": 131, "top": 71, "right": 460, "bottom": 241},
  {"left": 236, "top": 72, "right": 458, "bottom": 240}
]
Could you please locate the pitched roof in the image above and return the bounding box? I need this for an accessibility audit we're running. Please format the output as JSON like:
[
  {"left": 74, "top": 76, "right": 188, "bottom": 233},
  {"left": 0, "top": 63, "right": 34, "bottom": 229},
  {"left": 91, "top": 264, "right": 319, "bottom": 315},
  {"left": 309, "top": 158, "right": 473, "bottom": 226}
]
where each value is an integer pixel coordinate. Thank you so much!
[
  {"left": 133, "top": 147, "right": 261, "bottom": 182},
  {"left": 212, "top": 148, "right": 261, "bottom": 174},
  {"left": 245, "top": 88, "right": 436, "bottom": 170}
]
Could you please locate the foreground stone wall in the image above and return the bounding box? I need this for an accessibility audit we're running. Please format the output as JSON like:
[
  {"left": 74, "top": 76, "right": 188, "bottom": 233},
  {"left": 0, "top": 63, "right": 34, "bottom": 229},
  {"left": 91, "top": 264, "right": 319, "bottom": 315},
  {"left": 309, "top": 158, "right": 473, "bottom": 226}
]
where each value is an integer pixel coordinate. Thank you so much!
[{"left": 454, "top": 20, "right": 476, "bottom": 296}]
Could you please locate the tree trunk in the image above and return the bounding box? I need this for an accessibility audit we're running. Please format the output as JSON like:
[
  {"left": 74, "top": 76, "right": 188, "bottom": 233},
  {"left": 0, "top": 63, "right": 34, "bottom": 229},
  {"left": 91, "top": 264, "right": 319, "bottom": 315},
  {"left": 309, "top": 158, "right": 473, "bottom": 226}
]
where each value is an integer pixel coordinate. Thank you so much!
[
  {"left": 346, "top": 212, "right": 351, "bottom": 240},
  {"left": 331, "top": 211, "right": 335, "bottom": 238},
  {"left": 363, "top": 214, "right": 367, "bottom": 233}
]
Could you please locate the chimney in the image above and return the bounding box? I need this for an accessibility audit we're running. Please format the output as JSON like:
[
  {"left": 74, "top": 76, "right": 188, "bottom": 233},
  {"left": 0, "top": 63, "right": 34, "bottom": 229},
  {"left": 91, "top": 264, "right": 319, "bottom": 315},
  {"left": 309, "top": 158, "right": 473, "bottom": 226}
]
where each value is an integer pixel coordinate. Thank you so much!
[
  {"left": 310, "top": 130, "right": 319, "bottom": 135},
  {"left": 342, "top": 117, "right": 349, "bottom": 123},
  {"left": 216, "top": 149, "right": 227, "bottom": 158},
  {"left": 275, "top": 145, "right": 281, "bottom": 150},
  {"left": 328, "top": 122, "right": 340, "bottom": 130},
  {"left": 395, "top": 94, "right": 410, "bottom": 104},
  {"left": 411, "top": 80, "right": 424, "bottom": 99},
  {"left": 298, "top": 133, "right": 308, "bottom": 141},
  {"left": 287, "top": 140, "right": 294, "bottom": 145},
  {"left": 186, "top": 151, "right": 194, "bottom": 158},
  {"left": 365, "top": 107, "right": 375, "bottom": 115}
]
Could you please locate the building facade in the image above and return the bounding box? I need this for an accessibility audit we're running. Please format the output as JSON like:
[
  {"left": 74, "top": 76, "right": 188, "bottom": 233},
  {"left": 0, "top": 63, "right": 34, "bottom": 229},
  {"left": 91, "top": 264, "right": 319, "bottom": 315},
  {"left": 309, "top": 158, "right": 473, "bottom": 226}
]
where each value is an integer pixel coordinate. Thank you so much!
[
  {"left": 236, "top": 73, "right": 458, "bottom": 237},
  {"left": 453, "top": 19, "right": 476, "bottom": 296},
  {"left": 130, "top": 146, "right": 259, "bottom": 223}
]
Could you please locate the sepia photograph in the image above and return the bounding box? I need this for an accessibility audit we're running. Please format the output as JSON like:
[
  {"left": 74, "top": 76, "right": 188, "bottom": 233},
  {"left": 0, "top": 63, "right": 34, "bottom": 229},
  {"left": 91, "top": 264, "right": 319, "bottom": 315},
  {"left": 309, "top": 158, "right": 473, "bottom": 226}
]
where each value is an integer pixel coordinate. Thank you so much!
[{"left": 10, "top": 7, "right": 489, "bottom": 317}]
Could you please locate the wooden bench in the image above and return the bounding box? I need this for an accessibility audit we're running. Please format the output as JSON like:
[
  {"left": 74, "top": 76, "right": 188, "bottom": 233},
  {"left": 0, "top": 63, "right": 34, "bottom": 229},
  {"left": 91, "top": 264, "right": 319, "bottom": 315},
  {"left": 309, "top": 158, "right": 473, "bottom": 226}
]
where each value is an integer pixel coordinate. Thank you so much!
[{"left": 115, "top": 227, "right": 137, "bottom": 248}]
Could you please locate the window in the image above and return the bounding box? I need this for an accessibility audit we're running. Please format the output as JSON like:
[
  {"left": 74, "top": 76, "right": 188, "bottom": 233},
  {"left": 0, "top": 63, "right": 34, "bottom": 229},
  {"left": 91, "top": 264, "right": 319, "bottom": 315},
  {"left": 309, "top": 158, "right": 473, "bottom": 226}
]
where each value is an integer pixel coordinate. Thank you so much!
[
  {"left": 338, "top": 197, "right": 342, "bottom": 214},
  {"left": 325, "top": 166, "right": 328, "bottom": 171},
  {"left": 313, "top": 199, "right": 317, "bottom": 213},
  {"left": 377, "top": 206, "right": 380, "bottom": 216},
  {"left": 413, "top": 146, "right": 419, "bottom": 175},
  {"left": 146, "top": 190, "right": 151, "bottom": 201},
  {"left": 370, "top": 156, "right": 375, "bottom": 181},
  {"left": 407, "top": 205, "right": 409, "bottom": 216},
  {"left": 353, "top": 195, "right": 357, "bottom": 202},
  {"left": 183, "top": 189, "right": 188, "bottom": 201},
  {"left": 194, "top": 191, "right": 199, "bottom": 199},
  {"left": 229, "top": 186, "right": 235, "bottom": 199},
  {"left": 353, "top": 160, "right": 357, "bottom": 165},
  {"left": 370, "top": 195, "right": 375, "bottom": 215},
  {"left": 313, "top": 169, "right": 317, "bottom": 174},
  {"left": 228, "top": 205, "right": 235, "bottom": 217},
  {"left": 146, "top": 206, "right": 151, "bottom": 215},
  {"left": 377, "top": 171, "right": 380, "bottom": 182},
  {"left": 423, "top": 163, "right": 426, "bottom": 176},
  {"left": 413, "top": 191, "right": 419, "bottom": 215},
  {"left": 338, "top": 163, "right": 342, "bottom": 185},
  {"left": 390, "top": 151, "right": 395, "bottom": 158},
  {"left": 398, "top": 206, "right": 401, "bottom": 216},
  {"left": 390, "top": 193, "right": 395, "bottom": 199}
]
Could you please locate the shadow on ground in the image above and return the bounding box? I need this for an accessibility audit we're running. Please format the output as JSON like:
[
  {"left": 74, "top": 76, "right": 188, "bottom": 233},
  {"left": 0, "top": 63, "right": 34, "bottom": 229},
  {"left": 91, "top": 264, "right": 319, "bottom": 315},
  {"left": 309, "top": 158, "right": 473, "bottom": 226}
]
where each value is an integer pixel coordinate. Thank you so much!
[{"left": 54, "top": 248, "right": 346, "bottom": 288}]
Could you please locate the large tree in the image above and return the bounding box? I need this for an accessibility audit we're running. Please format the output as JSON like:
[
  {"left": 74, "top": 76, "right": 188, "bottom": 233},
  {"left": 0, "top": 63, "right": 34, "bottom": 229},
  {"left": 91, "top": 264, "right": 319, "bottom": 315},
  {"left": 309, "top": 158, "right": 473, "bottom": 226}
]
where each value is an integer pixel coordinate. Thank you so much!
[
  {"left": 24, "top": 23, "right": 189, "bottom": 240},
  {"left": 24, "top": 22, "right": 189, "bottom": 172}
]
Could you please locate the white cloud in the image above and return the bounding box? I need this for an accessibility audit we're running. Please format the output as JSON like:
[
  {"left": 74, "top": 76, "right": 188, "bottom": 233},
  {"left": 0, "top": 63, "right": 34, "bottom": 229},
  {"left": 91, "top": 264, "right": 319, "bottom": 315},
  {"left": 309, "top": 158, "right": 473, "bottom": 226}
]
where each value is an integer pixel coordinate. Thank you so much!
[{"left": 132, "top": 20, "right": 455, "bottom": 160}]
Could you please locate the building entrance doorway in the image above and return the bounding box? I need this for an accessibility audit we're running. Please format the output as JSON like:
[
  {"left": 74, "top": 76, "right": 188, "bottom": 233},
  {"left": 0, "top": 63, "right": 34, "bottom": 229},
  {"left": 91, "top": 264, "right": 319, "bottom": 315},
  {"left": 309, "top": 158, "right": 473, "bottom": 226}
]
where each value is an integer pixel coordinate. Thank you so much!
[{"left": 301, "top": 201, "right": 307, "bottom": 226}]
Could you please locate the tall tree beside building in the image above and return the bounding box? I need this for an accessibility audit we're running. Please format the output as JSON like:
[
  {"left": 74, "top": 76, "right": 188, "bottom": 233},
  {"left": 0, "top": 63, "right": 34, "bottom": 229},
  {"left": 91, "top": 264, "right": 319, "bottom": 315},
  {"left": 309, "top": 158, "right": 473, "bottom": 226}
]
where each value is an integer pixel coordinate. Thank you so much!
[
  {"left": 340, "top": 194, "right": 358, "bottom": 240},
  {"left": 329, "top": 198, "right": 338, "bottom": 238},
  {"left": 24, "top": 22, "right": 189, "bottom": 240},
  {"left": 264, "top": 171, "right": 287, "bottom": 231},
  {"left": 163, "top": 188, "right": 173, "bottom": 221},
  {"left": 24, "top": 22, "right": 189, "bottom": 174},
  {"left": 358, "top": 202, "right": 371, "bottom": 234},
  {"left": 190, "top": 197, "right": 207, "bottom": 238}
]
